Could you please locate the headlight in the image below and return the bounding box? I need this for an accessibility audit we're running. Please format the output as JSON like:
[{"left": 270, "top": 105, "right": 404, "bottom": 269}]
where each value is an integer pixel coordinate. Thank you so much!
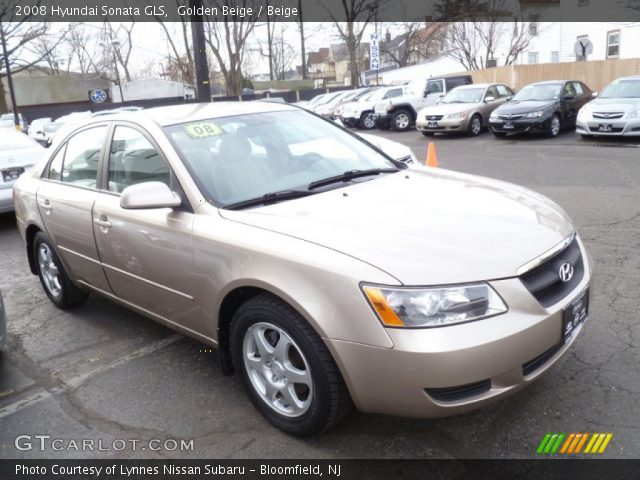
[
  {"left": 446, "top": 112, "right": 466, "bottom": 119},
  {"left": 362, "top": 283, "right": 507, "bottom": 328},
  {"left": 626, "top": 109, "right": 640, "bottom": 119},
  {"left": 525, "top": 110, "right": 545, "bottom": 118},
  {"left": 490, "top": 111, "right": 499, "bottom": 119},
  {"left": 577, "top": 108, "right": 590, "bottom": 121}
]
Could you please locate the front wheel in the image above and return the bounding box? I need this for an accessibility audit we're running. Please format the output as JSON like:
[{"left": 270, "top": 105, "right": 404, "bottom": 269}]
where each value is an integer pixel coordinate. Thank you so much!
[
  {"left": 230, "top": 294, "right": 352, "bottom": 436},
  {"left": 358, "top": 112, "right": 376, "bottom": 130},
  {"left": 391, "top": 109, "right": 413, "bottom": 131},
  {"left": 33, "top": 232, "right": 87, "bottom": 309},
  {"left": 548, "top": 114, "right": 561, "bottom": 137},
  {"left": 466, "top": 114, "right": 482, "bottom": 137}
]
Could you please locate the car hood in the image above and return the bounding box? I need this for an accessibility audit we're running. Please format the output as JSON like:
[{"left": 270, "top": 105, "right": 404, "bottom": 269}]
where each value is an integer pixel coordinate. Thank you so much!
[
  {"left": 419, "top": 103, "right": 481, "bottom": 116},
  {"left": 587, "top": 97, "right": 640, "bottom": 112},
  {"left": 494, "top": 100, "right": 556, "bottom": 115},
  {"left": 219, "top": 169, "right": 574, "bottom": 285}
]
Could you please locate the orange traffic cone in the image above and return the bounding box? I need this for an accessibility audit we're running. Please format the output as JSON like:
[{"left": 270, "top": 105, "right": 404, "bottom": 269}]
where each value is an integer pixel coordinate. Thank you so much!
[{"left": 426, "top": 142, "right": 439, "bottom": 168}]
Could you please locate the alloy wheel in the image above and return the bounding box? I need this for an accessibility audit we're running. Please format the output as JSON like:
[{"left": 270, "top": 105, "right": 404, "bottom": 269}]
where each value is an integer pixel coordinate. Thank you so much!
[
  {"left": 243, "top": 322, "right": 313, "bottom": 417},
  {"left": 395, "top": 113, "right": 410, "bottom": 130},
  {"left": 471, "top": 117, "right": 481, "bottom": 136},
  {"left": 38, "top": 244, "right": 62, "bottom": 298},
  {"left": 362, "top": 114, "right": 375, "bottom": 129},
  {"left": 550, "top": 116, "right": 560, "bottom": 136}
]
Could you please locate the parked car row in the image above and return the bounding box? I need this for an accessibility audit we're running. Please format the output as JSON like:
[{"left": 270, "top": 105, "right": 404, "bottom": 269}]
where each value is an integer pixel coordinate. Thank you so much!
[{"left": 314, "top": 75, "right": 640, "bottom": 141}]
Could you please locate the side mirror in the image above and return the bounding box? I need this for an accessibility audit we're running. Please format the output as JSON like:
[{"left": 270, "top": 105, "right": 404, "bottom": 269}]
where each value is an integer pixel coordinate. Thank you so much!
[
  {"left": 423, "top": 90, "right": 429, "bottom": 98},
  {"left": 591, "top": 91, "right": 598, "bottom": 98},
  {"left": 484, "top": 96, "right": 496, "bottom": 102},
  {"left": 506, "top": 95, "right": 513, "bottom": 102},
  {"left": 120, "top": 182, "right": 182, "bottom": 210}
]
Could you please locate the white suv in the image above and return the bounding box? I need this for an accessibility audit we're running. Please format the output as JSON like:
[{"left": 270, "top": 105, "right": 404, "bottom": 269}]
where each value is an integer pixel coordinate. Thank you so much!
[
  {"left": 373, "top": 75, "right": 473, "bottom": 131},
  {"left": 340, "top": 86, "right": 405, "bottom": 130}
]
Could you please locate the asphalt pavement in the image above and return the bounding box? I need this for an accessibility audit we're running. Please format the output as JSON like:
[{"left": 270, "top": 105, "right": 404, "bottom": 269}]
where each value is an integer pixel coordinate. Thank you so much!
[{"left": 1, "top": 128, "right": 639, "bottom": 459}]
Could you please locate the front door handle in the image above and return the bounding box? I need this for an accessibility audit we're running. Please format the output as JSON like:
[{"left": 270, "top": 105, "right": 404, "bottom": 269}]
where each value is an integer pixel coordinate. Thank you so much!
[
  {"left": 39, "top": 199, "right": 52, "bottom": 211},
  {"left": 94, "top": 216, "right": 112, "bottom": 229}
]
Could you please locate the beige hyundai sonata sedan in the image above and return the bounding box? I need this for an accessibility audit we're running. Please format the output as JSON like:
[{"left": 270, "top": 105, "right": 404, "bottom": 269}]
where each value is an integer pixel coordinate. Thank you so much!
[{"left": 13, "top": 102, "right": 591, "bottom": 436}]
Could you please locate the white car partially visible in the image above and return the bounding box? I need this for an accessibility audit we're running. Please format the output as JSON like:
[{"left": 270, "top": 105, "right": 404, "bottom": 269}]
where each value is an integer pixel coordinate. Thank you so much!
[
  {"left": 358, "top": 133, "right": 418, "bottom": 166},
  {"left": 0, "top": 129, "right": 45, "bottom": 213}
]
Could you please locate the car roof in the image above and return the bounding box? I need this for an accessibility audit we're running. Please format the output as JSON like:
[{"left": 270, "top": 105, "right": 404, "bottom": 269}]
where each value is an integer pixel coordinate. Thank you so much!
[
  {"left": 74, "top": 102, "right": 296, "bottom": 128},
  {"left": 452, "top": 83, "right": 494, "bottom": 89},
  {"left": 613, "top": 75, "right": 640, "bottom": 81},
  {"left": 528, "top": 80, "right": 568, "bottom": 85}
]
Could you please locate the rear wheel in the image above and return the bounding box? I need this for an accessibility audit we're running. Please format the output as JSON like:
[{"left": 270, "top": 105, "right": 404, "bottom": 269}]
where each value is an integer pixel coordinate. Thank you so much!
[
  {"left": 391, "top": 109, "right": 413, "bottom": 131},
  {"left": 358, "top": 112, "right": 376, "bottom": 130},
  {"left": 33, "top": 232, "right": 87, "bottom": 309},
  {"left": 230, "top": 294, "right": 352, "bottom": 436},
  {"left": 467, "top": 114, "right": 482, "bottom": 136}
]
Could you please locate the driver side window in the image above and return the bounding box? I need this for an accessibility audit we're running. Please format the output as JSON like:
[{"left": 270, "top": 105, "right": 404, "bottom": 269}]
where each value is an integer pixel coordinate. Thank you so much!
[{"left": 108, "top": 126, "right": 171, "bottom": 193}]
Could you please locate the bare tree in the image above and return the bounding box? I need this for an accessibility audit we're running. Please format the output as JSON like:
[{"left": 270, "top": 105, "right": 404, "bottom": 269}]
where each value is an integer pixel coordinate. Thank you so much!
[
  {"left": 0, "top": 8, "right": 64, "bottom": 111},
  {"left": 155, "top": 18, "right": 195, "bottom": 85},
  {"left": 202, "top": 1, "right": 261, "bottom": 95},
  {"left": 320, "top": 0, "right": 381, "bottom": 87}
]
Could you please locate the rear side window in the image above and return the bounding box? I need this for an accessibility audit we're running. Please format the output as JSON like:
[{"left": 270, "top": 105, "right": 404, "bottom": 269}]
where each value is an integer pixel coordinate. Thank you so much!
[
  {"left": 496, "top": 85, "right": 514, "bottom": 97},
  {"left": 573, "top": 82, "right": 585, "bottom": 95},
  {"left": 385, "top": 88, "right": 403, "bottom": 99},
  {"left": 446, "top": 77, "right": 472, "bottom": 90},
  {"left": 61, "top": 126, "right": 107, "bottom": 188},
  {"left": 108, "top": 126, "right": 171, "bottom": 193},
  {"left": 46, "top": 145, "right": 66, "bottom": 181}
]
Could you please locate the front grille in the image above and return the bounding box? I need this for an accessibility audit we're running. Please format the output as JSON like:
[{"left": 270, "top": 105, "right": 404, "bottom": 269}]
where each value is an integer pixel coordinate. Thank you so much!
[
  {"left": 499, "top": 114, "right": 524, "bottom": 120},
  {"left": 523, "top": 341, "right": 563, "bottom": 376},
  {"left": 593, "top": 112, "right": 624, "bottom": 119},
  {"left": 425, "top": 379, "right": 491, "bottom": 402},
  {"left": 520, "top": 237, "right": 584, "bottom": 308},
  {"left": 425, "top": 115, "right": 444, "bottom": 121}
]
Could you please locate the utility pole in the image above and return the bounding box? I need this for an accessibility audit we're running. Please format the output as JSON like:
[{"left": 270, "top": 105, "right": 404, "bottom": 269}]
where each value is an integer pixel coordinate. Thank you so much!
[
  {"left": 190, "top": 0, "right": 211, "bottom": 102},
  {"left": 267, "top": 16, "right": 274, "bottom": 81},
  {"left": 0, "top": 21, "right": 20, "bottom": 130},
  {"left": 111, "top": 41, "right": 125, "bottom": 102}
]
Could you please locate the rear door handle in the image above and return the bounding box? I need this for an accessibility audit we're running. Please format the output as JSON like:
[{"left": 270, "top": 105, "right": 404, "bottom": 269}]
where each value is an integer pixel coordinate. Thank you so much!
[{"left": 94, "top": 216, "right": 112, "bottom": 229}]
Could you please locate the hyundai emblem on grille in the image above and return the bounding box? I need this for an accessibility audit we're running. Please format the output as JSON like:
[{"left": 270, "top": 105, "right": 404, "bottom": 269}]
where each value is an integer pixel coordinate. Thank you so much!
[{"left": 559, "top": 262, "right": 574, "bottom": 282}]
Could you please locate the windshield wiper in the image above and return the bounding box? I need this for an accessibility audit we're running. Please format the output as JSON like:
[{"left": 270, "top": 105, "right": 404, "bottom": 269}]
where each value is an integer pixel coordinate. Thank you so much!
[
  {"left": 308, "top": 168, "right": 399, "bottom": 190},
  {"left": 224, "top": 189, "right": 315, "bottom": 210}
]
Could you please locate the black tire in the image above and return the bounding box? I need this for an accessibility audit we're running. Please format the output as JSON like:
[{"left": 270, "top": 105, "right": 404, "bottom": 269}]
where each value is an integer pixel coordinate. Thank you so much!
[
  {"left": 467, "top": 114, "right": 482, "bottom": 137},
  {"left": 391, "top": 109, "right": 413, "bottom": 132},
  {"left": 493, "top": 131, "right": 508, "bottom": 138},
  {"left": 358, "top": 111, "right": 376, "bottom": 130},
  {"left": 421, "top": 131, "right": 435, "bottom": 137},
  {"left": 547, "top": 114, "right": 561, "bottom": 137},
  {"left": 230, "top": 293, "right": 353, "bottom": 436},
  {"left": 33, "top": 232, "right": 87, "bottom": 309}
]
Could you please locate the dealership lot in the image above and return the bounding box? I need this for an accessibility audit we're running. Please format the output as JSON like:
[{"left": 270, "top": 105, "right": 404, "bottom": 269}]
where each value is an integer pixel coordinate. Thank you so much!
[{"left": 0, "top": 129, "right": 639, "bottom": 459}]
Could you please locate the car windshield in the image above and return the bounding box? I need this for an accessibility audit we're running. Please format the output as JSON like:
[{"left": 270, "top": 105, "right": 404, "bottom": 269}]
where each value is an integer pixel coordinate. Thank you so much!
[
  {"left": 513, "top": 84, "right": 562, "bottom": 101},
  {"left": 164, "top": 110, "right": 398, "bottom": 208},
  {"left": 441, "top": 88, "right": 485, "bottom": 104},
  {"left": 1, "top": 131, "right": 38, "bottom": 150},
  {"left": 599, "top": 79, "right": 640, "bottom": 99}
]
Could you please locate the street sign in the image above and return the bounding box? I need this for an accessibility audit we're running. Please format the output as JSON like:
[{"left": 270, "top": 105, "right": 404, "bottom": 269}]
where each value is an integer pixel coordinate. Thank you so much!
[{"left": 370, "top": 33, "right": 380, "bottom": 71}]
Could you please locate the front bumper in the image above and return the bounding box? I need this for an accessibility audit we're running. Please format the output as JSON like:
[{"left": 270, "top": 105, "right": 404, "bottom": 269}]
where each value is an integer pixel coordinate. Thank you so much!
[
  {"left": 340, "top": 116, "right": 359, "bottom": 127},
  {"left": 0, "top": 187, "right": 14, "bottom": 214},
  {"left": 326, "top": 251, "right": 591, "bottom": 418},
  {"left": 490, "top": 117, "right": 552, "bottom": 135},
  {"left": 576, "top": 117, "right": 640, "bottom": 136},
  {"left": 416, "top": 116, "right": 467, "bottom": 133}
]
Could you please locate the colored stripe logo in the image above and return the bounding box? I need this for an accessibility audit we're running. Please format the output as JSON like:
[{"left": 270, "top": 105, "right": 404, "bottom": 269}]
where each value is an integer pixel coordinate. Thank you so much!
[{"left": 537, "top": 433, "right": 613, "bottom": 454}]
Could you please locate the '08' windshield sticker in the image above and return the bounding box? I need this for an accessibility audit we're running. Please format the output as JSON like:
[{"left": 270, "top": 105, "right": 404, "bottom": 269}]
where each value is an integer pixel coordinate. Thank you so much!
[{"left": 184, "top": 122, "right": 226, "bottom": 139}]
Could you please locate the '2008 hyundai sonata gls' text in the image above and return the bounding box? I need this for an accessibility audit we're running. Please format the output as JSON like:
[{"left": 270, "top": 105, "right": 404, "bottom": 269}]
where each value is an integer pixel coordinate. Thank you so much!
[{"left": 13, "top": 103, "right": 591, "bottom": 436}]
